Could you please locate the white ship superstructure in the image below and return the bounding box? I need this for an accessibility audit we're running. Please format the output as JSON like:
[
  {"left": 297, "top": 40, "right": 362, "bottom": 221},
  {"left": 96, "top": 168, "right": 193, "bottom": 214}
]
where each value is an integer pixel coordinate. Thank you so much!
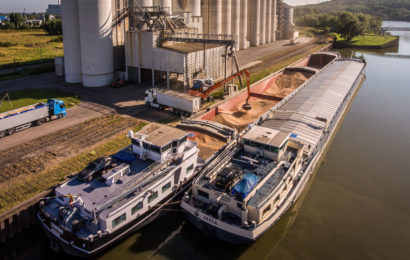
[{"left": 38, "top": 123, "right": 199, "bottom": 257}]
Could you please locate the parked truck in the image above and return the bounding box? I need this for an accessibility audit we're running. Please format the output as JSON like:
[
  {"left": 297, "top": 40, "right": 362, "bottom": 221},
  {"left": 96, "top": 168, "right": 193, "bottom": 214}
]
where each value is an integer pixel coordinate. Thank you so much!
[
  {"left": 144, "top": 88, "right": 201, "bottom": 116},
  {"left": 0, "top": 99, "right": 67, "bottom": 138}
]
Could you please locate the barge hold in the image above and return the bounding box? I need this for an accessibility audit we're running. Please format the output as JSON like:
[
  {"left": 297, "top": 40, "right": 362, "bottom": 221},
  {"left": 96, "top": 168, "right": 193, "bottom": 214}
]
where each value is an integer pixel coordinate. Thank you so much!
[
  {"left": 181, "top": 57, "right": 366, "bottom": 243},
  {"left": 38, "top": 123, "right": 203, "bottom": 257}
]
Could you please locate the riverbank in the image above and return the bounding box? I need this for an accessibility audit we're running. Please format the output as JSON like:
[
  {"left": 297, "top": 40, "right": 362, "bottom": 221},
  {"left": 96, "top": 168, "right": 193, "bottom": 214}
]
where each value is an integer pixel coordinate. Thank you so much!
[{"left": 332, "top": 34, "right": 399, "bottom": 49}]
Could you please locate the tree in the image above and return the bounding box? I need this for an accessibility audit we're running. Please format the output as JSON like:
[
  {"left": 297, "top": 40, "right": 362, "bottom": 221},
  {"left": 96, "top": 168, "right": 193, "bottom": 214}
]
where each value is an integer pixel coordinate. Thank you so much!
[
  {"left": 43, "top": 20, "right": 62, "bottom": 35},
  {"left": 9, "top": 13, "right": 24, "bottom": 28},
  {"left": 336, "top": 12, "right": 364, "bottom": 40}
]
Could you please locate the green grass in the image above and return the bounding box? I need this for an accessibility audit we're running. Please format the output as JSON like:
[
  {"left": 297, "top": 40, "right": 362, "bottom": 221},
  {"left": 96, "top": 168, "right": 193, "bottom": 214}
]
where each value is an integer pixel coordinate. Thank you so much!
[
  {"left": 0, "top": 30, "right": 63, "bottom": 69},
  {"left": 0, "top": 122, "right": 148, "bottom": 213},
  {"left": 0, "top": 88, "right": 80, "bottom": 113},
  {"left": 334, "top": 33, "right": 397, "bottom": 46}
]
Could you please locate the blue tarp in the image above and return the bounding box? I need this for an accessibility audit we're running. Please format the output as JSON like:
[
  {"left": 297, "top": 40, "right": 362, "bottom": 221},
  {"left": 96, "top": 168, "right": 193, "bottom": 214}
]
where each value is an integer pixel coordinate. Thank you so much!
[
  {"left": 113, "top": 150, "right": 136, "bottom": 163},
  {"left": 231, "top": 174, "right": 259, "bottom": 199}
]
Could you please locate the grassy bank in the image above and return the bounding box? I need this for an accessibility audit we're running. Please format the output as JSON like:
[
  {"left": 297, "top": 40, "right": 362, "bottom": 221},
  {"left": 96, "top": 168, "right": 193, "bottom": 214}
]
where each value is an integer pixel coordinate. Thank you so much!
[
  {"left": 0, "top": 30, "right": 63, "bottom": 69},
  {"left": 0, "top": 88, "right": 80, "bottom": 113},
  {"left": 332, "top": 33, "right": 398, "bottom": 47},
  {"left": 0, "top": 121, "right": 147, "bottom": 213}
]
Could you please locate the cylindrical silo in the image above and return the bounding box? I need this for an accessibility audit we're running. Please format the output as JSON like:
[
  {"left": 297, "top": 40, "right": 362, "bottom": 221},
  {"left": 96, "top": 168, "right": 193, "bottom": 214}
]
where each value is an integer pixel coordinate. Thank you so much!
[
  {"left": 160, "top": 0, "right": 172, "bottom": 15},
  {"left": 61, "top": 0, "right": 82, "bottom": 83},
  {"left": 209, "top": 0, "right": 222, "bottom": 34},
  {"left": 202, "top": 0, "right": 209, "bottom": 33},
  {"left": 192, "top": 0, "right": 201, "bottom": 16},
  {"left": 259, "top": 0, "right": 266, "bottom": 45},
  {"left": 232, "top": 0, "right": 240, "bottom": 48},
  {"left": 272, "top": 0, "right": 277, "bottom": 41},
  {"left": 250, "top": 0, "right": 260, "bottom": 46},
  {"left": 239, "top": 0, "right": 248, "bottom": 49},
  {"left": 222, "top": 0, "right": 231, "bottom": 35},
  {"left": 283, "top": 6, "right": 294, "bottom": 39},
  {"left": 139, "top": 0, "right": 153, "bottom": 7},
  {"left": 78, "top": 0, "right": 114, "bottom": 87},
  {"left": 266, "top": 0, "right": 272, "bottom": 43}
]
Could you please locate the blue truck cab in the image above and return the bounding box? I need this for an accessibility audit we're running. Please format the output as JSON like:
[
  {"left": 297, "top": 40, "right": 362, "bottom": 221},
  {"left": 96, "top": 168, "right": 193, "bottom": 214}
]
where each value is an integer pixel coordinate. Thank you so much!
[{"left": 47, "top": 99, "right": 67, "bottom": 118}]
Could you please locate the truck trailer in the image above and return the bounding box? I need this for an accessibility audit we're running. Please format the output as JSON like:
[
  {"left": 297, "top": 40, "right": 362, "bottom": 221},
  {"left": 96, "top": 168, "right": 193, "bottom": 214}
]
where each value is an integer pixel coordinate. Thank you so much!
[
  {"left": 145, "top": 89, "right": 201, "bottom": 116},
  {"left": 0, "top": 99, "right": 67, "bottom": 138}
]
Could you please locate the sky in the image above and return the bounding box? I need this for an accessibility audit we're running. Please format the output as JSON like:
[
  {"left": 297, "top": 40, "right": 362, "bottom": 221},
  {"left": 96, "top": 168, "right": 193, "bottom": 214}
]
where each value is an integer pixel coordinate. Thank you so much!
[
  {"left": 1, "top": 0, "right": 56, "bottom": 13},
  {"left": 0, "top": 0, "right": 330, "bottom": 13}
]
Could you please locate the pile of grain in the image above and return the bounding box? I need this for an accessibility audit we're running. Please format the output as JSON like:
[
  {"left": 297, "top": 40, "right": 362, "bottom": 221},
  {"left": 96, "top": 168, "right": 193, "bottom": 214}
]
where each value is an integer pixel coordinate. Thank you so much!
[{"left": 214, "top": 100, "right": 275, "bottom": 130}]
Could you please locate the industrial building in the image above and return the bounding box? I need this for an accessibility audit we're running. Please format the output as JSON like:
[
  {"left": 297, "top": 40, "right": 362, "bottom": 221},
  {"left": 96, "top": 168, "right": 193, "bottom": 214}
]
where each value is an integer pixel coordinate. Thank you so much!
[{"left": 61, "top": 0, "right": 294, "bottom": 88}]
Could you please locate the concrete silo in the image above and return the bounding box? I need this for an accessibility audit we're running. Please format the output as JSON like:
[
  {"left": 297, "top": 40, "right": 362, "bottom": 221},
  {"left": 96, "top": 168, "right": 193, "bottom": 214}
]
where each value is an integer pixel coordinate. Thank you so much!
[
  {"left": 222, "top": 0, "right": 231, "bottom": 35},
  {"left": 266, "top": 0, "right": 272, "bottom": 43},
  {"left": 239, "top": 0, "right": 248, "bottom": 49},
  {"left": 160, "top": 0, "right": 172, "bottom": 14},
  {"left": 78, "top": 0, "right": 114, "bottom": 87},
  {"left": 259, "top": 0, "right": 267, "bottom": 45},
  {"left": 209, "top": 0, "right": 222, "bottom": 34},
  {"left": 250, "top": 0, "right": 261, "bottom": 46},
  {"left": 192, "top": 0, "right": 201, "bottom": 16},
  {"left": 139, "top": 0, "right": 153, "bottom": 7},
  {"left": 272, "top": 0, "right": 277, "bottom": 42},
  {"left": 61, "top": 0, "right": 82, "bottom": 83},
  {"left": 232, "top": 0, "right": 240, "bottom": 49}
]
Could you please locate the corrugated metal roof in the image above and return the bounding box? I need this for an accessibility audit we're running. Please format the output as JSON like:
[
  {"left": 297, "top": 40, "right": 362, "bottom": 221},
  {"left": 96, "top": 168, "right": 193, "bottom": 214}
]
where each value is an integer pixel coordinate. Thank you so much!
[{"left": 262, "top": 59, "right": 365, "bottom": 153}]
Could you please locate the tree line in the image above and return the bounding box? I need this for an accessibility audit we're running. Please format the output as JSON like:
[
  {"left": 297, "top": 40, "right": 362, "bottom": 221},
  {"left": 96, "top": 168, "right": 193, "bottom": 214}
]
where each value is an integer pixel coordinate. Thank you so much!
[
  {"left": 1, "top": 13, "right": 62, "bottom": 35},
  {"left": 296, "top": 11, "right": 382, "bottom": 40},
  {"left": 296, "top": 0, "right": 410, "bottom": 22}
]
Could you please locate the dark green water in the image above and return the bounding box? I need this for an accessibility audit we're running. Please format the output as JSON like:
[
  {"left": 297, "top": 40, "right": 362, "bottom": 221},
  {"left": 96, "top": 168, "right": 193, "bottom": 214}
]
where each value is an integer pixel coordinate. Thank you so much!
[{"left": 3, "top": 23, "right": 410, "bottom": 260}]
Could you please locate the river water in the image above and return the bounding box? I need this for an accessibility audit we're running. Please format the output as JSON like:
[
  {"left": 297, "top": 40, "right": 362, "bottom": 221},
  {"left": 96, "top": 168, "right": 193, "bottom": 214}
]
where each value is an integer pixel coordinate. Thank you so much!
[{"left": 2, "top": 22, "right": 410, "bottom": 260}]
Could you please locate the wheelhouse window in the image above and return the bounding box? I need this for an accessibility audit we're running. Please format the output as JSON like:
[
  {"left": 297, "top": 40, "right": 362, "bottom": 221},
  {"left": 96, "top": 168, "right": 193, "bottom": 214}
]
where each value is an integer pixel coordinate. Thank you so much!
[
  {"left": 180, "top": 136, "right": 187, "bottom": 144},
  {"left": 162, "top": 182, "right": 171, "bottom": 193},
  {"left": 112, "top": 213, "right": 126, "bottom": 228},
  {"left": 148, "top": 191, "right": 158, "bottom": 203},
  {"left": 132, "top": 139, "right": 140, "bottom": 147},
  {"left": 186, "top": 164, "right": 194, "bottom": 174},
  {"left": 150, "top": 145, "right": 161, "bottom": 154},
  {"left": 172, "top": 139, "right": 179, "bottom": 147},
  {"left": 131, "top": 202, "right": 143, "bottom": 215},
  {"left": 198, "top": 189, "right": 209, "bottom": 200},
  {"left": 161, "top": 142, "right": 171, "bottom": 153},
  {"left": 262, "top": 205, "right": 271, "bottom": 217}
]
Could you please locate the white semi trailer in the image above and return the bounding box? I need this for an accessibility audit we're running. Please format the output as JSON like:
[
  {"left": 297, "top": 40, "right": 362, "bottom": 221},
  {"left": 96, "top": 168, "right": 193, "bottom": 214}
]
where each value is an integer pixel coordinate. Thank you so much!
[
  {"left": 0, "top": 99, "right": 67, "bottom": 138},
  {"left": 145, "top": 89, "right": 201, "bottom": 116}
]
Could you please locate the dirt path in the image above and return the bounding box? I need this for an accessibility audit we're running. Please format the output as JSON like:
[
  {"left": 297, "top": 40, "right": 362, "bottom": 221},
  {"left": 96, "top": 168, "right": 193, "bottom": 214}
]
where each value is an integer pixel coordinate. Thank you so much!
[{"left": 0, "top": 115, "right": 140, "bottom": 184}]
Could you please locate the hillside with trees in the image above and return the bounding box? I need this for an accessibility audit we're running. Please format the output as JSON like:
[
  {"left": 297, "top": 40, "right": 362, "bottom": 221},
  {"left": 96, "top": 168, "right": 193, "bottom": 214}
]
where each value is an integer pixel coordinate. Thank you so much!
[
  {"left": 297, "top": 11, "right": 382, "bottom": 40},
  {"left": 296, "top": 0, "right": 410, "bottom": 22}
]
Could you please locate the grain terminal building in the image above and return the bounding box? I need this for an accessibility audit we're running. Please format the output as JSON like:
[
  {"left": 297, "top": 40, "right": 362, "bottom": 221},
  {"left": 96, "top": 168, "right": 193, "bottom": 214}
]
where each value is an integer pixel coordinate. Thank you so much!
[{"left": 61, "top": 0, "right": 294, "bottom": 87}]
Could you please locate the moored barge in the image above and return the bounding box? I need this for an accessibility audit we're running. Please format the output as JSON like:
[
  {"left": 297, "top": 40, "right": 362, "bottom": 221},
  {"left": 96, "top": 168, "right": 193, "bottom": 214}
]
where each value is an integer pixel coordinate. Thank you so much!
[{"left": 181, "top": 57, "right": 366, "bottom": 243}]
